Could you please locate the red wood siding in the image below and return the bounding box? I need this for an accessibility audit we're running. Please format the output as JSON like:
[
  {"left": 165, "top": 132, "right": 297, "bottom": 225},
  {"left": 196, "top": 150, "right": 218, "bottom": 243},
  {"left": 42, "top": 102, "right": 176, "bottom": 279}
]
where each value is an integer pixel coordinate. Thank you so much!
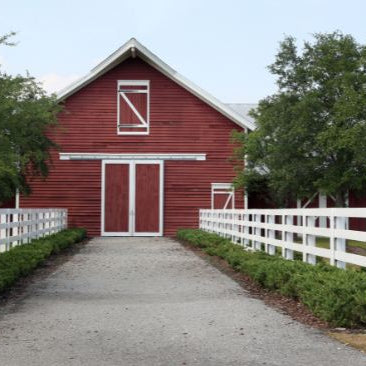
[
  {"left": 214, "top": 194, "right": 232, "bottom": 209},
  {"left": 104, "top": 164, "right": 129, "bottom": 232},
  {"left": 20, "top": 57, "right": 244, "bottom": 236},
  {"left": 348, "top": 192, "right": 366, "bottom": 231},
  {"left": 0, "top": 197, "right": 15, "bottom": 208},
  {"left": 119, "top": 93, "right": 147, "bottom": 126},
  {"left": 135, "top": 164, "right": 160, "bottom": 233}
]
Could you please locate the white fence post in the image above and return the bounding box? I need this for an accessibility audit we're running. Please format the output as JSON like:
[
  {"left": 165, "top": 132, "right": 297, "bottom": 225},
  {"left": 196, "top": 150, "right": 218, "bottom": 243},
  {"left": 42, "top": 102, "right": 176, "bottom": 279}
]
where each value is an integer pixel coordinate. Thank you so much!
[
  {"left": 319, "top": 193, "right": 327, "bottom": 227},
  {"left": 281, "top": 214, "right": 286, "bottom": 258},
  {"left": 46, "top": 211, "right": 50, "bottom": 235},
  {"left": 329, "top": 211, "right": 335, "bottom": 266},
  {"left": 230, "top": 210, "right": 235, "bottom": 242},
  {"left": 254, "top": 214, "right": 262, "bottom": 251},
  {"left": 303, "top": 215, "right": 316, "bottom": 265},
  {"left": 22, "top": 211, "right": 28, "bottom": 244},
  {"left": 0, "top": 212, "right": 6, "bottom": 252},
  {"left": 267, "top": 214, "right": 276, "bottom": 255},
  {"left": 207, "top": 211, "right": 211, "bottom": 233},
  {"left": 243, "top": 213, "right": 250, "bottom": 247},
  {"left": 232, "top": 211, "right": 238, "bottom": 243},
  {"left": 12, "top": 212, "right": 19, "bottom": 248},
  {"left": 284, "top": 215, "right": 294, "bottom": 260},
  {"left": 335, "top": 216, "right": 346, "bottom": 269}
]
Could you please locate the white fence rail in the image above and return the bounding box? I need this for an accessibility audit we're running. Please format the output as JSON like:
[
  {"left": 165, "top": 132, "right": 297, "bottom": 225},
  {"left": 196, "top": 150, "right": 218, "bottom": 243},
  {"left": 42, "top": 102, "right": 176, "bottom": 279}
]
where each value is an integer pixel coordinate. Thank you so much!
[
  {"left": 0, "top": 209, "right": 68, "bottom": 252},
  {"left": 199, "top": 208, "right": 366, "bottom": 269}
]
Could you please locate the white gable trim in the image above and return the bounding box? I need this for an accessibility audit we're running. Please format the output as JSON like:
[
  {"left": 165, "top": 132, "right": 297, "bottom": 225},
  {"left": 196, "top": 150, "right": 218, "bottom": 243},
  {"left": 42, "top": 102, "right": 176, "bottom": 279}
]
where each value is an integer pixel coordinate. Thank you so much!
[{"left": 57, "top": 38, "right": 255, "bottom": 131}]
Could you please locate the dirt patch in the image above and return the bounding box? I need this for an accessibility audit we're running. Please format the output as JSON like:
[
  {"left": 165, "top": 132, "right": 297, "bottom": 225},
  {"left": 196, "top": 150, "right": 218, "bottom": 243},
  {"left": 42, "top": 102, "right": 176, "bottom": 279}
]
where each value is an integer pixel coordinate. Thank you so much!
[
  {"left": 0, "top": 238, "right": 89, "bottom": 308},
  {"left": 329, "top": 332, "right": 366, "bottom": 353}
]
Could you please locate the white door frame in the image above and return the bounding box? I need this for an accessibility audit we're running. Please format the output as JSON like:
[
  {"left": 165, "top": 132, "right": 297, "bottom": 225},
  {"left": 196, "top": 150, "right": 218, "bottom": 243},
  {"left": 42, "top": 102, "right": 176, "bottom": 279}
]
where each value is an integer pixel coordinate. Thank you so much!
[{"left": 101, "top": 160, "right": 164, "bottom": 237}]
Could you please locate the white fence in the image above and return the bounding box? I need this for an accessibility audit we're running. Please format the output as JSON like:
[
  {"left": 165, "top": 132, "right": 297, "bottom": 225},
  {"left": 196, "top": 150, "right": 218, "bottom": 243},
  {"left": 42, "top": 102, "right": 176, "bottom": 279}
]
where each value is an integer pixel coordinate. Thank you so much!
[
  {"left": 199, "top": 208, "right": 366, "bottom": 269},
  {"left": 0, "top": 209, "right": 68, "bottom": 252}
]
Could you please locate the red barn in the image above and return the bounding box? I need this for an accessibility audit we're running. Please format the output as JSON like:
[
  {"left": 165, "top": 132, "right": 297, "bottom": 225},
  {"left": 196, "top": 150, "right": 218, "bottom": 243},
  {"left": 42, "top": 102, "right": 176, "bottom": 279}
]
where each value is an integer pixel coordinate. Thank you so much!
[{"left": 19, "top": 39, "right": 255, "bottom": 236}]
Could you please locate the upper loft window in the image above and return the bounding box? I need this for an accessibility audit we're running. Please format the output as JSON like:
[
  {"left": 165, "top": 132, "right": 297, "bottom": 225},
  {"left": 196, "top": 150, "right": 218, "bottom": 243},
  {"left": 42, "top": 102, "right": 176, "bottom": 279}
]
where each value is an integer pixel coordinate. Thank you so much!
[{"left": 117, "top": 80, "right": 150, "bottom": 135}]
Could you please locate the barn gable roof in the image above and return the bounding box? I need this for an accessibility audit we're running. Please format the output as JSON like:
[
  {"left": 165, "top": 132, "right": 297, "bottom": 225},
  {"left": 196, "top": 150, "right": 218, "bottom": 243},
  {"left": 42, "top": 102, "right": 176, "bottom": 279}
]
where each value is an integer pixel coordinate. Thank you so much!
[
  {"left": 57, "top": 38, "right": 256, "bottom": 131},
  {"left": 225, "top": 103, "right": 257, "bottom": 128}
]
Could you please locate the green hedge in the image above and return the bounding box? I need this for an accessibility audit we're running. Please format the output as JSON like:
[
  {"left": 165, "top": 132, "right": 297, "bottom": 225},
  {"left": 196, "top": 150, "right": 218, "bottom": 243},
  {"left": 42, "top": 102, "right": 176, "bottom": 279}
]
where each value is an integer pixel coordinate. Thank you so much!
[
  {"left": 177, "top": 229, "right": 366, "bottom": 327},
  {"left": 0, "top": 228, "right": 86, "bottom": 293}
]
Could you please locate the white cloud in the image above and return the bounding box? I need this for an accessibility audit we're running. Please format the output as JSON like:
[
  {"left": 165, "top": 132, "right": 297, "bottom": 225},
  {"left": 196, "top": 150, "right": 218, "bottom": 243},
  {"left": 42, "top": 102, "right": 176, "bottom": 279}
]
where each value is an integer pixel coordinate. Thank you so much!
[{"left": 38, "top": 73, "right": 81, "bottom": 94}]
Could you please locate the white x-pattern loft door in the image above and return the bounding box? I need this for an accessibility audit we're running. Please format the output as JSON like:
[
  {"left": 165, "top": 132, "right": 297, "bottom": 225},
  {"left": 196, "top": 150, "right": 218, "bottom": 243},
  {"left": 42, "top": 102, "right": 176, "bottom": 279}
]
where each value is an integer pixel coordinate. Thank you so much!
[{"left": 117, "top": 80, "right": 149, "bottom": 135}]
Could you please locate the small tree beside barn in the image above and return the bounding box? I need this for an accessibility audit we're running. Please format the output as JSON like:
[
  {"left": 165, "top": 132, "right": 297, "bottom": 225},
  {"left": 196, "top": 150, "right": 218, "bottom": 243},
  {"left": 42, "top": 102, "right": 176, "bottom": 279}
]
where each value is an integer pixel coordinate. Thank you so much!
[
  {"left": 0, "top": 32, "right": 60, "bottom": 206},
  {"left": 233, "top": 32, "right": 366, "bottom": 207}
]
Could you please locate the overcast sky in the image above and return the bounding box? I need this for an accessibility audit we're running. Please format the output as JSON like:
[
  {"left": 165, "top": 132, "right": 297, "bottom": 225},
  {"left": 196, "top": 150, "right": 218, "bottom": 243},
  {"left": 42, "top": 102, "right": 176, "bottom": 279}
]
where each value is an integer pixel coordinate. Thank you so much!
[{"left": 1, "top": 0, "right": 366, "bottom": 102}]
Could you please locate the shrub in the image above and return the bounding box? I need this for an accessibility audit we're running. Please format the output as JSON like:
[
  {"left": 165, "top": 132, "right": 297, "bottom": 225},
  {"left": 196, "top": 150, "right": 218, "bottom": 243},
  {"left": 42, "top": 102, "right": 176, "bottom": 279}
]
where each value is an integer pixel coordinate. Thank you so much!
[
  {"left": 177, "top": 228, "right": 366, "bottom": 327},
  {"left": 0, "top": 228, "right": 86, "bottom": 293}
]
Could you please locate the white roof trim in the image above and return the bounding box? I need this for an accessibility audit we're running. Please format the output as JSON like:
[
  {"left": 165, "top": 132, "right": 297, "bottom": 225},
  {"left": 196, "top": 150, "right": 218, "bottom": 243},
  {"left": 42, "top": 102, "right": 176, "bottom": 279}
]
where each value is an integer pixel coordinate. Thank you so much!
[
  {"left": 59, "top": 152, "right": 206, "bottom": 161},
  {"left": 57, "top": 38, "right": 255, "bottom": 131}
]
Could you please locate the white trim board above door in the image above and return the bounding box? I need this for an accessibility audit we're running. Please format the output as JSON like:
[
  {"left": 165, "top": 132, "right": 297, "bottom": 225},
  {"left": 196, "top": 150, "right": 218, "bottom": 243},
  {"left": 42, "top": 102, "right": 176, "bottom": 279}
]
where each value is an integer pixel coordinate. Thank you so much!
[
  {"left": 101, "top": 160, "right": 164, "bottom": 237},
  {"left": 60, "top": 153, "right": 206, "bottom": 161}
]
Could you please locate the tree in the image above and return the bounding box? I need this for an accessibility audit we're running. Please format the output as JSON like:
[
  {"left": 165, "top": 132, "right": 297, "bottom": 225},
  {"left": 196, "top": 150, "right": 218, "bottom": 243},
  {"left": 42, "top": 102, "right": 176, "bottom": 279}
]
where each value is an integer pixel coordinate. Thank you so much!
[
  {"left": 0, "top": 33, "right": 60, "bottom": 205},
  {"left": 232, "top": 32, "right": 366, "bottom": 207}
]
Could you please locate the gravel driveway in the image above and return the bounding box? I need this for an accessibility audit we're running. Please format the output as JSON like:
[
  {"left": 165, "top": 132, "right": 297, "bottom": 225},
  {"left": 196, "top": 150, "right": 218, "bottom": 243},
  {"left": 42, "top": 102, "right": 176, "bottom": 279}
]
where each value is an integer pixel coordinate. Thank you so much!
[{"left": 0, "top": 237, "right": 365, "bottom": 366}]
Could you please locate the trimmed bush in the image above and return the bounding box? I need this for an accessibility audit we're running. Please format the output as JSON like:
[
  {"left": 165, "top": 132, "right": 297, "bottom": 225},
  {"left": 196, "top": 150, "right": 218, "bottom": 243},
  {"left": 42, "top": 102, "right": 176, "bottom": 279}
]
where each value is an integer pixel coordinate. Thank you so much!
[
  {"left": 177, "top": 228, "right": 366, "bottom": 327},
  {"left": 0, "top": 228, "right": 86, "bottom": 293}
]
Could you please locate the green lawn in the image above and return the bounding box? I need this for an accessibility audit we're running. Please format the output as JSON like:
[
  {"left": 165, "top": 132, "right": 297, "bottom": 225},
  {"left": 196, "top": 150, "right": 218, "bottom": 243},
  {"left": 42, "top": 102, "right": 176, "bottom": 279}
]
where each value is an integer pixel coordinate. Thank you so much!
[
  {"left": 259, "top": 235, "right": 366, "bottom": 268},
  {"left": 293, "top": 236, "right": 366, "bottom": 252}
]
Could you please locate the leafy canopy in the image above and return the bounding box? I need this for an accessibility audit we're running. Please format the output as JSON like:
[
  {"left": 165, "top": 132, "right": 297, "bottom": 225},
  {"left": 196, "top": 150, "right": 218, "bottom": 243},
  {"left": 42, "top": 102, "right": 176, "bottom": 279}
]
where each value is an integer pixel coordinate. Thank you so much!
[
  {"left": 0, "top": 32, "right": 60, "bottom": 204},
  {"left": 232, "top": 32, "right": 366, "bottom": 207}
]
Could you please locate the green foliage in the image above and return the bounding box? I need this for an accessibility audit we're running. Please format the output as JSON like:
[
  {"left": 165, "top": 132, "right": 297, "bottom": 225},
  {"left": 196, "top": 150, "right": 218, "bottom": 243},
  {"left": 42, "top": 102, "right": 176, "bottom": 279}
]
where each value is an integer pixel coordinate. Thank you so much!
[
  {"left": 0, "top": 32, "right": 61, "bottom": 204},
  {"left": 0, "top": 228, "right": 86, "bottom": 293},
  {"left": 177, "top": 228, "right": 366, "bottom": 327},
  {"left": 232, "top": 32, "right": 366, "bottom": 207}
]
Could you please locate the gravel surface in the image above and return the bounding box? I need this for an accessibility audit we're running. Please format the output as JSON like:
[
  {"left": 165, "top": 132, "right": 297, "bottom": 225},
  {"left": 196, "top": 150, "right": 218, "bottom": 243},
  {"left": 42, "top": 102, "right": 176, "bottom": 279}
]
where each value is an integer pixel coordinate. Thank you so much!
[{"left": 0, "top": 237, "right": 365, "bottom": 366}]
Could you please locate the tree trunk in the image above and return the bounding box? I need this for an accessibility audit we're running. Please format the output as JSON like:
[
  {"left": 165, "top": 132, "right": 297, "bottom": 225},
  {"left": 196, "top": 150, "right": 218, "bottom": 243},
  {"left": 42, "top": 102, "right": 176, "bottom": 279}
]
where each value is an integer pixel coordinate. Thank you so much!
[{"left": 335, "top": 191, "right": 346, "bottom": 207}]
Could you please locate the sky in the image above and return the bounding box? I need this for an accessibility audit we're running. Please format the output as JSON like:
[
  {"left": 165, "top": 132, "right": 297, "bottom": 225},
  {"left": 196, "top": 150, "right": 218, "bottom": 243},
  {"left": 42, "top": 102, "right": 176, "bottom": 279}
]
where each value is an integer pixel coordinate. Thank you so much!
[{"left": 1, "top": 0, "right": 366, "bottom": 103}]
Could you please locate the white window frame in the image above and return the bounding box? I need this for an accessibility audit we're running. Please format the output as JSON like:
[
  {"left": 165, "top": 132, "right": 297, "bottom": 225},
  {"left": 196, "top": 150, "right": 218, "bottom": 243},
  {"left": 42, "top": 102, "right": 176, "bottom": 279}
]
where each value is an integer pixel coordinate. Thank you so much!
[
  {"left": 117, "top": 80, "right": 150, "bottom": 136},
  {"left": 211, "top": 183, "right": 235, "bottom": 210}
]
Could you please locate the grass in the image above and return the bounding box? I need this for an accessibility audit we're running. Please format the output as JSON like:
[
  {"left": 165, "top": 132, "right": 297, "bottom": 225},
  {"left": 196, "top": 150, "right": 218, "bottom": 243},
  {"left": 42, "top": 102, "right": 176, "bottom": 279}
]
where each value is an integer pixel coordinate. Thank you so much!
[
  {"left": 292, "top": 236, "right": 366, "bottom": 269},
  {"left": 177, "top": 228, "right": 366, "bottom": 328},
  {"left": 0, "top": 228, "right": 86, "bottom": 294},
  {"left": 293, "top": 236, "right": 366, "bottom": 253}
]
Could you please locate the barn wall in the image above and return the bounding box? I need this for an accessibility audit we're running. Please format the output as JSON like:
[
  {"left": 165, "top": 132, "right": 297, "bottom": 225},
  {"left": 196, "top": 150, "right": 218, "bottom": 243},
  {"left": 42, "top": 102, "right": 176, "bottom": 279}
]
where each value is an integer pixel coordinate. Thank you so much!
[
  {"left": 20, "top": 57, "right": 244, "bottom": 236},
  {"left": 349, "top": 192, "right": 366, "bottom": 231},
  {"left": 0, "top": 197, "right": 15, "bottom": 208}
]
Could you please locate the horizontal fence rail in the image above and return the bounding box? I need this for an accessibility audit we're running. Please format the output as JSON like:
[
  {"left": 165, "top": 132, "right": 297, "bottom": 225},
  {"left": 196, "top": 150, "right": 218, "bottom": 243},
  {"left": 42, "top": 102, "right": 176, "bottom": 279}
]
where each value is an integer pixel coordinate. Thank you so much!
[
  {"left": 199, "top": 208, "right": 366, "bottom": 269},
  {"left": 0, "top": 208, "right": 68, "bottom": 252}
]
